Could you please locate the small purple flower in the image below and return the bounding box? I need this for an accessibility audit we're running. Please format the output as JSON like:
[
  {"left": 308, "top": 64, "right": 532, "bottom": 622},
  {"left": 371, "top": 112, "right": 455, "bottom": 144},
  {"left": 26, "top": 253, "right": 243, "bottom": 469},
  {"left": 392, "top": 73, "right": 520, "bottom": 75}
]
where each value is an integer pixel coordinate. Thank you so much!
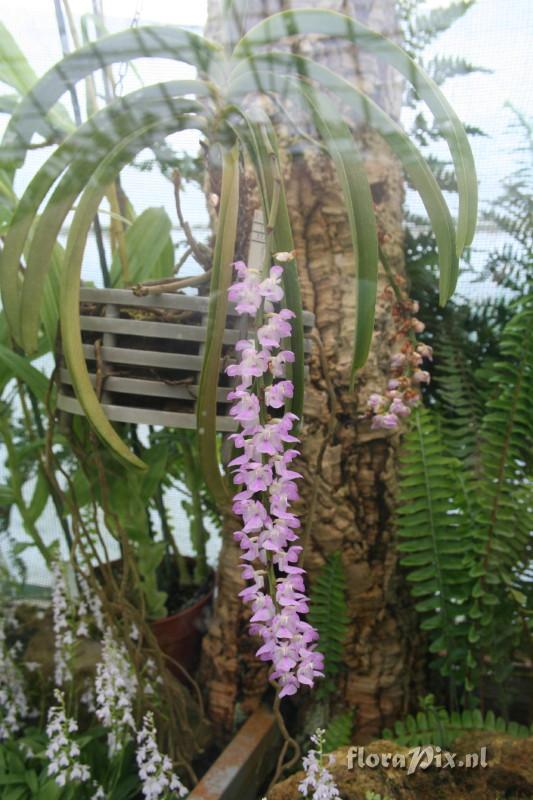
[
  {"left": 226, "top": 340, "right": 270, "bottom": 387},
  {"left": 257, "top": 309, "right": 295, "bottom": 348},
  {"left": 270, "top": 478, "right": 299, "bottom": 518},
  {"left": 368, "top": 392, "right": 385, "bottom": 411},
  {"left": 265, "top": 380, "right": 294, "bottom": 409},
  {"left": 228, "top": 267, "right": 262, "bottom": 314},
  {"left": 250, "top": 593, "right": 276, "bottom": 623},
  {"left": 389, "top": 397, "right": 411, "bottom": 418},
  {"left": 259, "top": 266, "right": 284, "bottom": 303},
  {"left": 371, "top": 412, "right": 399, "bottom": 430},
  {"left": 417, "top": 343, "right": 433, "bottom": 360},
  {"left": 390, "top": 352, "right": 406, "bottom": 369},
  {"left": 270, "top": 350, "right": 295, "bottom": 378},
  {"left": 272, "top": 449, "right": 301, "bottom": 480},
  {"left": 228, "top": 388, "right": 260, "bottom": 424},
  {"left": 233, "top": 462, "right": 273, "bottom": 493}
]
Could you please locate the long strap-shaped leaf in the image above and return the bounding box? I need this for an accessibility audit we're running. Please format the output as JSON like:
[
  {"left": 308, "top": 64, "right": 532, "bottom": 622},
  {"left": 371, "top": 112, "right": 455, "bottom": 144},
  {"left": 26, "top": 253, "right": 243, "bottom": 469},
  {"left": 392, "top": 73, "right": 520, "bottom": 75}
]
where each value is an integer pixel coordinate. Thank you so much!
[
  {"left": 0, "top": 21, "right": 73, "bottom": 135},
  {"left": 196, "top": 145, "right": 240, "bottom": 510},
  {"left": 60, "top": 114, "right": 206, "bottom": 469},
  {"left": 1, "top": 25, "right": 222, "bottom": 171},
  {"left": 231, "top": 8, "right": 477, "bottom": 255},
  {"left": 295, "top": 82, "right": 378, "bottom": 375},
  {"left": 0, "top": 344, "right": 49, "bottom": 402},
  {"left": 228, "top": 58, "right": 457, "bottom": 303},
  {"left": 227, "top": 107, "right": 306, "bottom": 417},
  {"left": 0, "top": 81, "right": 206, "bottom": 348}
]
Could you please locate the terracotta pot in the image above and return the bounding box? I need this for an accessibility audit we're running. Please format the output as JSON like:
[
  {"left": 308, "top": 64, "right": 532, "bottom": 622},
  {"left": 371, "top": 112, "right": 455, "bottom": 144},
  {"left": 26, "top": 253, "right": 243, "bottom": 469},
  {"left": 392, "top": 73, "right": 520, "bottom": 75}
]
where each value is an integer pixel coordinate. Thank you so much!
[{"left": 151, "top": 589, "right": 212, "bottom": 678}]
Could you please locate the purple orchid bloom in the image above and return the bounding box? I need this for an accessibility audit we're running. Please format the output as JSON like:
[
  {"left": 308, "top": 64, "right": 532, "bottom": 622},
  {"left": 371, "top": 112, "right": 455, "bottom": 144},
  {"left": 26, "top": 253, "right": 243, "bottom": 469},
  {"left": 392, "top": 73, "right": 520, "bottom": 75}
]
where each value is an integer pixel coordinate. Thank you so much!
[{"left": 226, "top": 260, "right": 324, "bottom": 699}]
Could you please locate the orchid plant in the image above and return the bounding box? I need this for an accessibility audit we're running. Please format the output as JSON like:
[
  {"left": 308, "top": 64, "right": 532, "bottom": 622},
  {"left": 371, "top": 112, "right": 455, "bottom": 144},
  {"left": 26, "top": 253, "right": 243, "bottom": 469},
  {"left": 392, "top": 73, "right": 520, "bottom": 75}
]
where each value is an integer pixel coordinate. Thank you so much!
[{"left": 0, "top": 2, "right": 477, "bottom": 513}]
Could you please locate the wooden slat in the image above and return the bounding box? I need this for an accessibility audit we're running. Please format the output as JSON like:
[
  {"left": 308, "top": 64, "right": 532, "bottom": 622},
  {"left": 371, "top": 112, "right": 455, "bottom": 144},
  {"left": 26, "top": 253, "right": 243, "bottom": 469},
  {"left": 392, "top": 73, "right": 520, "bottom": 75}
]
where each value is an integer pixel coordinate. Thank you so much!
[
  {"left": 80, "top": 286, "right": 214, "bottom": 313},
  {"left": 59, "top": 369, "right": 232, "bottom": 403},
  {"left": 81, "top": 344, "right": 209, "bottom": 371},
  {"left": 188, "top": 706, "right": 280, "bottom": 800},
  {"left": 57, "top": 395, "right": 237, "bottom": 432},
  {"left": 79, "top": 287, "right": 315, "bottom": 329},
  {"left": 79, "top": 315, "right": 240, "bottom": 344}
]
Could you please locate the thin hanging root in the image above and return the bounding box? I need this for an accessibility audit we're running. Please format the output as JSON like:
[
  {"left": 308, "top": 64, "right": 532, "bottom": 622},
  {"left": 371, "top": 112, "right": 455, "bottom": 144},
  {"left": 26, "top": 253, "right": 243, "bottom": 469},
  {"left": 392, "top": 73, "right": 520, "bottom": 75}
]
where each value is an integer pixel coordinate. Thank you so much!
[
  {"left": 267, "top": 691, "right": 301, "bottom": 792},
  {"left": 172, "top": 169, "right": 212, "bottom": 270}
]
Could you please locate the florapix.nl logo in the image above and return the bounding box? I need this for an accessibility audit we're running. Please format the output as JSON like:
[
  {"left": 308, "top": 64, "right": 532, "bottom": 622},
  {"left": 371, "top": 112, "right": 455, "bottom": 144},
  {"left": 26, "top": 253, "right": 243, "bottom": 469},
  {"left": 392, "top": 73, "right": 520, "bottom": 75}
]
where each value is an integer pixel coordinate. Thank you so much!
[{"left": 346, "top": 745, "right": 488, "bottom": 776}]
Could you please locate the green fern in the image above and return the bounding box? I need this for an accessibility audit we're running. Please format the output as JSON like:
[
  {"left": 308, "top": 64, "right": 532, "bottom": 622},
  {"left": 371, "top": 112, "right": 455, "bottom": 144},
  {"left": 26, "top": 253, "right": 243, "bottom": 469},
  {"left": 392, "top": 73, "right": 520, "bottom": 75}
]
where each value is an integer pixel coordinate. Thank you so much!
[
  {"left": 400, "top": 1, "right": 476, "bottom": 56},
  {"left": 397, "top": 408, "right": 471, "bottom": 687},
  {"left": 324, "top": 711, "right": 354, "bottom": 753},
  {"left": 483, "top": 107, "right": 533, "bottom": 293},
  {"left": 309, "top": 553, "right": 349, "bottom": 694},
  {"left": 463, "top": 296, "right": 533, "bottom": 684},
  {"left": 383, "top": 706, "right": 532, "bottom": 749},
  {"left": 432, "top": 327, "right": 488, "bottom": 462},
  {"left": 398, "top": 297, "right": 533, "bottom": 698}
]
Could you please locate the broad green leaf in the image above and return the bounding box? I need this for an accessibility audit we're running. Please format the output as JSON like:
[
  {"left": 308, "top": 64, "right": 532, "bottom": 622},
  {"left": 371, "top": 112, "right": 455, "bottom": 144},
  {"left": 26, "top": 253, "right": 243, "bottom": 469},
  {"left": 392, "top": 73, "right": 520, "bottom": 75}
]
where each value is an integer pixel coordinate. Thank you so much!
[
  {"left": 35, "top": 780, "right": 62, "bottom": 800},
  {"left": 109, "top": 207, "right": 174, "bottom": 287}
]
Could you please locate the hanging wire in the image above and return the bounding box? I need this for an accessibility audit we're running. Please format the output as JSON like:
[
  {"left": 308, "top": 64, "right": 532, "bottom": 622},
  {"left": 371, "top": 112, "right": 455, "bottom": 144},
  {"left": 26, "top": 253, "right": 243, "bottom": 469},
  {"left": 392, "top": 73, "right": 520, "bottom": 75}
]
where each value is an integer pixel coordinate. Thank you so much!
[{"left": 114, "top": 0, "right": 143, "bottom": 97}]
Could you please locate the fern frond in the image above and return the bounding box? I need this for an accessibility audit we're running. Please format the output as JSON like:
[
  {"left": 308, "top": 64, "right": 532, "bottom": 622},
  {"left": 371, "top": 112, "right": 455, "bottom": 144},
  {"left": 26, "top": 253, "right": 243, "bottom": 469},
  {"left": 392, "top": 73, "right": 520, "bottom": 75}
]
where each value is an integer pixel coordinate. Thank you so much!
[
  {"left": 309, "top": 553, "right": 349, "bottom": 691},
  {"left": 403, "top": 1, "right": 476, "bottom": 54},
  {"left": 433, "top": 330, "right": 486, "bottom": 462},
  {"left": 383, "top": 707, "right": 532, "bottom": 749},
  {"left": 397, "top": 408, "right": 472, "bottom": 683},
  {"left": 398, "top": 0, "right": 477, "bottom": 69},
  {"left": 425, "top": 55, "right": 490, "bottom": 86},
  {"left": 464, "top": 295, "right": 533, "bottom": 675},
  {"left": 324, "top": 711, "right": 354, "bottom": 753}
]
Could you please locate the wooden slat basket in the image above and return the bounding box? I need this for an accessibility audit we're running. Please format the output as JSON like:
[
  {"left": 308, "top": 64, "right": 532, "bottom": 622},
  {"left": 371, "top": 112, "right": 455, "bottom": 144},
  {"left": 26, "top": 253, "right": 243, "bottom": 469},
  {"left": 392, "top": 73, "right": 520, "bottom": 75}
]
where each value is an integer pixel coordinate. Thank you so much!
[{"left": 57, "top": 214, "right": 314, "bottom": 432}]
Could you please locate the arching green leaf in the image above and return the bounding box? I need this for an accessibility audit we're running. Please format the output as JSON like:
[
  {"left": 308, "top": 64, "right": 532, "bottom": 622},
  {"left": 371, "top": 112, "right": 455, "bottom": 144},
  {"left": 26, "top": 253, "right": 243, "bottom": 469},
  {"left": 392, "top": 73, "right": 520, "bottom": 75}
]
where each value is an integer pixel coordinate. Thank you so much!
[
  {"left": 232, "top": 8, "right": 477, "bottom": 254},
  {"left": 229, "top": 56, "right": 458, "bottom": 304},
  {"left": 1, "top": 25, "right": 221, "bottom": 170},
  {"left": 0, "top": 82, "right": 205, "bottom": 349},
  {"left": 59, "top": 114, "right": 207, "bottom": 469},
  {"left": 227, "top": 107, "right": 306, "bottom": 416},
  {"left": 196, "top": 145, "right": 240, "bottom": 510},
  {"left": 0, "top": 344, "right": 49, "bottom": 402}
]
